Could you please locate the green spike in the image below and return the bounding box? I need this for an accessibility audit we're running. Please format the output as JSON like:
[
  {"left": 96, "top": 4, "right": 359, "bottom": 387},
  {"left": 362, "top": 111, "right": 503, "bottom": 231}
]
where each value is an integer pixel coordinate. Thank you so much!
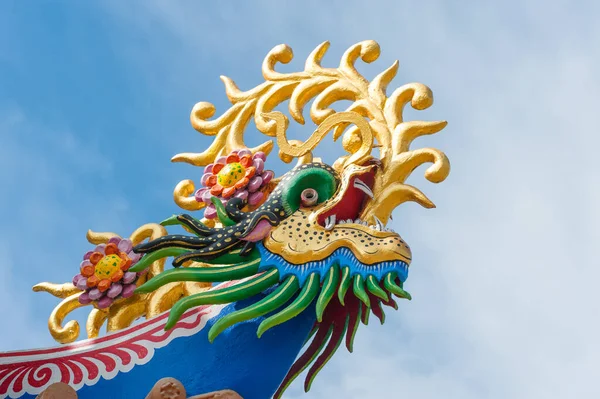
[
  {"left": 315, "top": 265, "right": 339, "bottom": 322},
  {"left": 257, "top": 272, "right": 320, "bottom": 337},
  {"left": 337, "top": 266, "right": 351, "bottom": 305},
  {"left": 160, "top": 215, "right": 180, "bottom": 226},
  {"left": 304, "top": 316, "right": 350, "bottom": 392},
  {"left": 208, "top": 276, "right": 300, "bottom": 342},
  {"left": 384, "top": 272, "right": 412, "bottom": 300},
  {"left": 353, "top": 274, "right": 370, "bottom": 308},
  {"left": 129, "top": 247, "right": 189, "bottom": 272},
  {"left": 165, "top": 269, "right": 279, "bottom": 330},
  {"left": 211, "top": 197, "right": 236, "bottom": 226},
  {"left": 346, "top": 303, "right": 362, "bottom": 353},
  {"left": 160, "top": 214, "right": 210, "bottom": 236},
  {"left": 273, "top": 326, "right": 333, "bottom": 399},
  {"left": 366, "top": 275, "right": 389, "bottom": 301},
  {"left": 136, "top": 258, "right": 261, "bottom": 293}
]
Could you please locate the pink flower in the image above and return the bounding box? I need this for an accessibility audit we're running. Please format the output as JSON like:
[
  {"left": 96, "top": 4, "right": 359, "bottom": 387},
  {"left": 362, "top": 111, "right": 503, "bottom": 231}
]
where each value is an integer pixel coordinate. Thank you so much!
[
  {"left": 195, "top": 149, "right": 274, "bottom": 219},
  {"left": 73, "top": 237, "right": 144, "bottom": 308}
]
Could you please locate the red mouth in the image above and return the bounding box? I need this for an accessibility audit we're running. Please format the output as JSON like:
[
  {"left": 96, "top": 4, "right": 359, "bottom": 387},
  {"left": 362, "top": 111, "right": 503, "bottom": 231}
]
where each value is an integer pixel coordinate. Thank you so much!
[{"left": 317, "top": 169, "right": 375, "bottom": 227}]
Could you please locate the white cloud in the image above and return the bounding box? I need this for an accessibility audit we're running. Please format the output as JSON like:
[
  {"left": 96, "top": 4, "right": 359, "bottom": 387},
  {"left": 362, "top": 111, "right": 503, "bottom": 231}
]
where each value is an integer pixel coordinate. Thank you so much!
[{"left": 3, "top": 1, "right": 598, "bottom": 398}]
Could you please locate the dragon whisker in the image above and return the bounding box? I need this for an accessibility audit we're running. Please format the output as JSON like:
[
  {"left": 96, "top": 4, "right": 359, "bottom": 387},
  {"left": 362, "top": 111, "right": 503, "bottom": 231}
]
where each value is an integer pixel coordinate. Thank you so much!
[
  {"left": 257, "top": 272, "right": 320, "bottom": 338},
  {"left": 315, "top": 265, "right": 339, "bottom": 322},
  {"left": 136, "top": 258, "right": 262, "bottom": 293},
  {"left": 208, "top": 275, "right": 300, "bottom": 342},
  {"left": 165, "top": 269, "right": 280, "bottom": 330}
]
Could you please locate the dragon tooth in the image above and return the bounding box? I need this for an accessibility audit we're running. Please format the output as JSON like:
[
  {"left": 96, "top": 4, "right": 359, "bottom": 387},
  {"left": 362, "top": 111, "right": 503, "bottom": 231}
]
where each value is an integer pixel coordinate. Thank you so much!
[
  {"left": 325, "top": 214, "right": 336, "bottom": 231},
  {"left": 353, "top": 178, "right": 374, "bottom": 199}
]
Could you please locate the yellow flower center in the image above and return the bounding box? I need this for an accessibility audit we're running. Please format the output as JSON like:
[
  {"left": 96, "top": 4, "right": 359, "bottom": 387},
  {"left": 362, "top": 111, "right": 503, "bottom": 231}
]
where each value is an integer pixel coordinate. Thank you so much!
[
  {"left": 94, "top": 254, "right": 122, "bottom": 279},
  {"left": 217, "top": 162, "right": 246, "bottom": 188}
]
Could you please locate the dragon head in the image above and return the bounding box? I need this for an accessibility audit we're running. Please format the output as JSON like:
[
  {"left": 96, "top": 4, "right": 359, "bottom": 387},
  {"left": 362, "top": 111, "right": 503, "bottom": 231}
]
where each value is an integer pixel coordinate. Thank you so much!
[
  {"left": 265, "top": 161, "right": 411, "bottom": 268},
  {"left": 130, "top": 159, "right": 415, "bottom": 397}
]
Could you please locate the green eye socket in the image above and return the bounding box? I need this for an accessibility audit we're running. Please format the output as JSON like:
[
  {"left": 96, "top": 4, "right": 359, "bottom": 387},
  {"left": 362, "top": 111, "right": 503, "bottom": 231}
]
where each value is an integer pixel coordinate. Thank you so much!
[
  {"left": 300, "top": 188, "right": 319, "bottom": 207},
  {"left": 281, "top": 164, "right": 339, "bottom": 214}
]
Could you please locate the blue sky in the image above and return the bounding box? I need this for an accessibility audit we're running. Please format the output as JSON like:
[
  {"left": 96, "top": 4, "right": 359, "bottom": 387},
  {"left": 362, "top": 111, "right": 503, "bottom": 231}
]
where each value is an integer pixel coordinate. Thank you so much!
[{"left": 1, "top": 1, "right": 599, "bottom": 398}]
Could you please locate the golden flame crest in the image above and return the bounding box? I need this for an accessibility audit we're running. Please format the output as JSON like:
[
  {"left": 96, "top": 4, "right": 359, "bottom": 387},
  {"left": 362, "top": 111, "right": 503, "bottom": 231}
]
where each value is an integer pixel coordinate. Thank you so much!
[{"left": 173, "top": 40, "right": 449, "bottom": 224}]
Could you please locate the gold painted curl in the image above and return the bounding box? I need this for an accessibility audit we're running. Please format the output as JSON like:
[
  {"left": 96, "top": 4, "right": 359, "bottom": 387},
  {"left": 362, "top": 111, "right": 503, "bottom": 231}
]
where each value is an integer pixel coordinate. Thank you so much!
[
  {"left": 170, "top": 40, "right": 449, "bottom": 223},
  {"left": 34, "top": 224, "right": 206, "bottom": 343}
]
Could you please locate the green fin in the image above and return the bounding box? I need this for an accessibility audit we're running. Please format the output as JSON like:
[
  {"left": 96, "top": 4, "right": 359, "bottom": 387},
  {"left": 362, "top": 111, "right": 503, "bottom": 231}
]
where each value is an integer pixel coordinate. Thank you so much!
[
  {"left": 257, "top": 272, "right": 320, "bottom": 337},
  {"left": 366, "top": 275, "right": 389, "bottom": 301},
  {"left": 353, "top": 274, "right": 370, "bottom": 308},
  {"left": 165, "top": 269, "right": 279, "bottom": 330},
  {"left": 129, "top": 247, "right": 189, "bottom": 272},
  {"left": 208, "top": 275, "right": 300, "bottom": 342},
  {"left": 160, "top": 215, "right": 180, "bottom": 226},
  {"left": 337, "top": 266, "right": 351, "bottom": 305},
  {"left": 383, "top": 272, "right": 412, "bottom": 300},
  {"left": 136, "top": 258, "right": 261, "bottom": 293},
  {"left": 316, "top": 265, "right": 339, "bottom": 322},
  {"left": 160, "top": 214, "right": 212, "bottom": 236}
]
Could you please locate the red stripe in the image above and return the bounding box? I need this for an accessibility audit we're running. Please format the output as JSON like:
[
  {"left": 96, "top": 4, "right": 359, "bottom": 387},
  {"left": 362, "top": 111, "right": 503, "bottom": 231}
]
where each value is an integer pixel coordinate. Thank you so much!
[{"left": 0, "top": 280, "right": 238, "bottom": 360}]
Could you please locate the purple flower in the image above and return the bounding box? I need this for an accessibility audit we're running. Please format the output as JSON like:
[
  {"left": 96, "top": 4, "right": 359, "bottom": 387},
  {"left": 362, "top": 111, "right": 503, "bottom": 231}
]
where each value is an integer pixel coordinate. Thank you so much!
[{"left": 194, "top": 149, "right": 275, "bottom": 218}]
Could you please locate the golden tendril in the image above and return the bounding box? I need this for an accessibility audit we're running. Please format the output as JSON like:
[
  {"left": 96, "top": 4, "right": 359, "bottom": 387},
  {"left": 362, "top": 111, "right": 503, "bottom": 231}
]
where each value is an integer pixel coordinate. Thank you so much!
[
  {"left": 106, "top": 295, "right": 147, "bottom": 332},
  {"left": 34, "top": 224, "right": 211, "bottom": 343},
  {"left": 86, "top": 230, "right": 121, "bottom": 245},
  {"left": 264, "top": 111, "right": 373, "bottom": 168},
  {"left": 32, "top": 282, "right": 80, "bottom": 299},
  {"left": 86, "top": 309, "right": 108, "bottom": 339},
  {"left": 47, "top": 293, "right": 85, "bottom": 344},
  {"left": 170, "top": 40, "right": 449, "bottom": 221}
]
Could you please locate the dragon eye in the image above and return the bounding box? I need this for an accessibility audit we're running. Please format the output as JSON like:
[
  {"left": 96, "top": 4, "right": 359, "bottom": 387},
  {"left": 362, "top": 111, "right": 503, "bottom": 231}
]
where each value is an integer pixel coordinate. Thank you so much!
[{"left": 300, "top": 188, "right": 319, "bottom": 207}]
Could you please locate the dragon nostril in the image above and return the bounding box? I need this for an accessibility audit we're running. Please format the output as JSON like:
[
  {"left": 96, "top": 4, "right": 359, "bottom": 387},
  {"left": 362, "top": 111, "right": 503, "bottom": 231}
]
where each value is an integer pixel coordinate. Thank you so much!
[{"left": 301, "top": 188, "right": 319, "bottom": 207}]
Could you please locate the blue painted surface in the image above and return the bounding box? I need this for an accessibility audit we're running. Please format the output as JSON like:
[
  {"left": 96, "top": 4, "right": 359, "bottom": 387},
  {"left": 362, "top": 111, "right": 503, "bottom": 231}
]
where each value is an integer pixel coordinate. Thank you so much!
[
  {"left": 21, "top": 293, "right": 316, "bottom": 399},
  {"left": 257, "top": 242, "right": 409, "bottom": 286}
]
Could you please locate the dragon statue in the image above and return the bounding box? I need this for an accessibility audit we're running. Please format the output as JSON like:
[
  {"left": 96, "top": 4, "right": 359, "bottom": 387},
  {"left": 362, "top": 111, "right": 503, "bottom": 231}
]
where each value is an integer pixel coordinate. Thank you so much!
[{"left": 0, "top": 40, "right": 450, "bottom": 399}]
